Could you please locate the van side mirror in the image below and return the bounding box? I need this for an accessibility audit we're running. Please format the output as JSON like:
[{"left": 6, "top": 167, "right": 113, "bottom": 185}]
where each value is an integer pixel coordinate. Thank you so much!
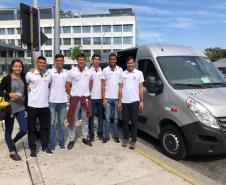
[{"left": 146, "top": 76, "right": 163, "bottom": 94}]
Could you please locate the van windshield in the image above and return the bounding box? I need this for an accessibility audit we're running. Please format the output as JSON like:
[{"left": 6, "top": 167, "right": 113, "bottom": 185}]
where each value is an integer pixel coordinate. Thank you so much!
[{"left": 157, "top": 56, "right": 226, "bottom": 89}]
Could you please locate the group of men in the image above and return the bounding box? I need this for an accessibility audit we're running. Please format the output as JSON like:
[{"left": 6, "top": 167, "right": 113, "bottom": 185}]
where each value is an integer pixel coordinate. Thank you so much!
[{"left": 26, "top": 52, "right": 144, "bottom": 157}]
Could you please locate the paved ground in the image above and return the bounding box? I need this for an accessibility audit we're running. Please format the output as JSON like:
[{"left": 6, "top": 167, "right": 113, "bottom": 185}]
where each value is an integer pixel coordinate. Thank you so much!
[{"left": 0, "top": 121, "right": 190, "bottom": 185}]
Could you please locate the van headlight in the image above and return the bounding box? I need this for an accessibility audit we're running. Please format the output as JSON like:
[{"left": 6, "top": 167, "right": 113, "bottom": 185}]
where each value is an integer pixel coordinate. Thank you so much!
[{"left": 186, "top": 97, "right": 220, "bottom": 129}]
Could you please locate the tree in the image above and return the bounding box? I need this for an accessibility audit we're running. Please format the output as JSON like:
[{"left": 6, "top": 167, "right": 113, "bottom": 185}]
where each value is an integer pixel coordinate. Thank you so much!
[
  {"left": 204, "top": 47, "right": 226, "bottom": 62},
  {"left": 60, "top": 10, "right": 76, "bottom": 18},
  {"left": 68, "top": 46, "right": 81, "bottom": 60}
]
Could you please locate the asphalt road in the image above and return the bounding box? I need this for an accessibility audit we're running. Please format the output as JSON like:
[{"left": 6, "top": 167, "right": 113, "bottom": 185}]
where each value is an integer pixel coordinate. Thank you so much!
[{"left": 137, "top": 130, "right": 226, "bottom": 185}]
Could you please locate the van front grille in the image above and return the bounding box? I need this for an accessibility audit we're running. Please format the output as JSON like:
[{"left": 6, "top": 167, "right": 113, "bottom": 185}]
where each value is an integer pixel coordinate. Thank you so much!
[{"left": 217, "top": 117, "right": 226, "bottom": 132}]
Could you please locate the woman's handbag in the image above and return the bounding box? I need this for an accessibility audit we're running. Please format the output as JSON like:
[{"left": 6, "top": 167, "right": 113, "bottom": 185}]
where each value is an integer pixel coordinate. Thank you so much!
[{"left": 0, "top": 97, "right": 10, "bottom": 121}]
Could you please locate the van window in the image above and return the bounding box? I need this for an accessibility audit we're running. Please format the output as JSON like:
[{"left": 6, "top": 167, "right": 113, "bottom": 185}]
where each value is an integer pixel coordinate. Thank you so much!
[{"left": 138, "top": 59, "right": 160, "bottom": 87}]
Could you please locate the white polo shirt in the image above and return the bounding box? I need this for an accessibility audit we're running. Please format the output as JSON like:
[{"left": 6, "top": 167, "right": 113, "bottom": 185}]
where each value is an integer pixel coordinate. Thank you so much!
[
  {"left": 26, "top": 69, "right": 51, "bottom": 108},
  {"left": 102, "top": 65, "right": 122, "bottom": 99},
  {"left": 90, "top": 66, "right": 102, "bottom": 99},
  {"left": 119, "top": 69, "right": 144, "bottom": 103},
  {"left": 48, "top": 67, "right": 68, "bottom": 103},
  {"left": 67, "top": 66, "right": 92, "bottom": 97}
]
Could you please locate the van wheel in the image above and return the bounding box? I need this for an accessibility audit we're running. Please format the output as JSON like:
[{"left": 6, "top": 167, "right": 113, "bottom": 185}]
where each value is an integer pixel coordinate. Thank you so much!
[{"left": 160, "top": 125, "right": 187, "bottom": 160}]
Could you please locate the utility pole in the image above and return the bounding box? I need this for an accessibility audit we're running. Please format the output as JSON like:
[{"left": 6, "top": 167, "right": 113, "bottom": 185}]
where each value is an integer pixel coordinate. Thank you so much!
[
  {"left": 32, "top": 0, "right": 40, "bottom": 66},
  {"left": 54, "top": 0, "right": 60, "bottom": 62}
]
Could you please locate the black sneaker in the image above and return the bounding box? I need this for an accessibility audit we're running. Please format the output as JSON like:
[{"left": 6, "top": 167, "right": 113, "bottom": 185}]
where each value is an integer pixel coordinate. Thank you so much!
[
  {"left": 67, "top": 141, "right": 75, "bottom": 150},
  {"left": 82, "top": 138, "right": 92, "bottom": 147},
  {"left": 102, "top": 138, "right": 108, "bottom": 143},
  {"left": 122, "top": 140, "right": 128, "bottom": 147},
  {"left": 46, "top": 148, "right": 53, "bottom": 155},
  {"left": 10, "top": 153, "right": 21, "bottom": 161},
  {"left": 129, "top": 142, "right": 136, "bottom": 150},
  {"left": 30, "top": 150, "right": 37, "bottom": 158},
  {"left": 97, "top": 133, "right": 103, "bottom": 140},
  {"left": 13, "top": 144, "right": 17, "bottom": 153},
  {"left": 114, "top": 137, "right": 120, "bottom": 143}
]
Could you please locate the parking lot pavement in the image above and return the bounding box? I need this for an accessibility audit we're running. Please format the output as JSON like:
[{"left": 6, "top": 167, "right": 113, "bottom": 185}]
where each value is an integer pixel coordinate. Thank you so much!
[{"left": 0, "top": 123, "right": 191, "bottom": 185}]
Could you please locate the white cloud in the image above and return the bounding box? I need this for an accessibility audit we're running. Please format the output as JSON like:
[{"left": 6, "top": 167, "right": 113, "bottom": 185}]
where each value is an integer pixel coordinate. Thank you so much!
[{"left": 138, "top": 31, "right": 168, "bottom": 45}]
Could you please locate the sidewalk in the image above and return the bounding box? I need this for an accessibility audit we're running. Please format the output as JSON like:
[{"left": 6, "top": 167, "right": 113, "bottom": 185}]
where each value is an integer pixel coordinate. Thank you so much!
[{"left": 0, "top": 122, "right": 190, "bottom": 185}]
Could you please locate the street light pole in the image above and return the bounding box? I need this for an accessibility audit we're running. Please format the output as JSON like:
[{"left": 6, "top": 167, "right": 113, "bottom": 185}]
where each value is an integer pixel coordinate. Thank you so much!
[
  {"left": 54, "top": 0, "right": 60, "bottom": 62},
  {"left": 32, "top": 0, "right": 40, "bottom": 66}
]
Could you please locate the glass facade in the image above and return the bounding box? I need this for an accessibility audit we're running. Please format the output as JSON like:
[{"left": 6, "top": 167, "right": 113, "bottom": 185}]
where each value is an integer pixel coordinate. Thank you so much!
[
  {"left": 93, "top": 37, "right": 101, "bottom": 45},
  {"left": 113, "top": 37, "right": 122, "bottom": 45},
  {"left": 102, "top": 37, "right": 111, "bottom": 45},
  {"left": 93, "top": 25, "right": 101, "bottom": 33},
  {"left": 63, "top": 38, "right": 71, "bottom": 45},
  {"left": 45, "top": 50, "right": 52, "bottom": 57},
  {"left": 44, "top": 27, "right": 52, "bottom": 34},
  {"left": 113, "top": 25, "right": 122, "bottom": 32},
  {"left": 62, "top": 26, "right": 71, "bottom": 33},
  {"left": 8, "top": 39, "right": 15, "bottom": 45},
  {"left": 73, "top": 26, "right": 81, "bottom": 33},
  {"left": 45, "top": 38, "right": 52, "bottom": 46},
  {"left": 82, "top": 37, "right": 91, "bottom": 45},
  {"left": 102, "top": 25, "right": 111, "bottom": 32},
  {"left": 123, "top": 37, "right": 132, "bottom": 44},
  {"left": 82, "top": 26, "right": 91, "bottom": 33},
  {"left": 0, "top": 28, "right": 5, "bottom": 35},
  {"left": 123, "top": 24, "right": 133, "bottom": 32},
  {"left": 74, "top": 38, "right": 81, "bottom": 45},
  {"left": 7, "top": 28, "right": 14, "bottom": 34}
]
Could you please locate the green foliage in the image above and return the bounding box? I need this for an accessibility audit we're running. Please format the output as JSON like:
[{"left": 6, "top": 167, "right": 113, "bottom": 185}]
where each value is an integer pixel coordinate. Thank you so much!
[
  {"left": 204, "top": 47, "right": 226, "bottom": 62},
  {"left": 60, "top": 10, "right": 76, "bottom": 18},
  {"left": 68, "top": 46, "right": 81, "bottom": 60}
]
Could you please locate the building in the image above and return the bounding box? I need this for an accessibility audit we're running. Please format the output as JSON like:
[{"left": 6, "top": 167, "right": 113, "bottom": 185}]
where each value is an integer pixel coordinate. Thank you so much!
[{"left": 0, "top": 7, "right": 136, "bottom": 65}]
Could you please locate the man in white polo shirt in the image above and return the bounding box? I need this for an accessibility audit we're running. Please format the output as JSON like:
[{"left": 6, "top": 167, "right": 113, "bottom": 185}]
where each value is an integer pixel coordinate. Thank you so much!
[
  {"left": 118, "top": 56, "right": 144, "bottom": 149},
  {"left": 48, "top": 54, "right": 68, "bottom": 151},
  {"left": 89, "top": 53, "right": 103, "bottom": 141},
  {"left": 66, "top": 53, "right": 92, "bottom": 149},
  {"left": 101, "top": 53, "right": 122, "bottom": 143},
  {"left": 26, "top": 56, "right": 52, "bottom": 157}
]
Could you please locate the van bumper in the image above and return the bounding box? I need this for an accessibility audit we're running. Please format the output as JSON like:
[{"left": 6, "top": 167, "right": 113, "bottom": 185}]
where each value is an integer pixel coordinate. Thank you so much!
[{"left": 181, "top": 122, "right": 226, "bottom": 155}]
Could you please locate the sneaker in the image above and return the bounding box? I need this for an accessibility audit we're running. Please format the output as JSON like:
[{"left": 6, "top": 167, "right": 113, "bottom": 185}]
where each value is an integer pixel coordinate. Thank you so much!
[
  {"left": 30, "top": 150, "right": 37, "bottom": 158},
  {"left": 10, "top": 153, "right": 21, "bottom": 161},
  {"left": 60, "top": 145, "right": 66, "bottom": 151},
  {"left": 114, "top": 137, "right": 120, "bottom": 143},
  {"left": 129, "top": 142, "right": 136, "bottom": 150},
  {"left": 67, "top": 141, "right": 75, "bottom": 150},
  {"left": 46, "top": 148, "right": 53, "bottom": 155},
  {"left": 82, "top": 138, "right": 92, "bottom": 147},
  {"left": 97, "top": 133, "right": 103, "bottom": 140},
  {"left": 122, "top": 140, "right": 128, "bottom": 147},
  {"left": 102, "top": 138, "right": 108, "bottom": 143}
]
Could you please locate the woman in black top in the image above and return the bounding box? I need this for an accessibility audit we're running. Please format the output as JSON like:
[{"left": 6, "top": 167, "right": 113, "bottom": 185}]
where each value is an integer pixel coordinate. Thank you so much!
[{"left": 0, "top": 59, "right": 28, "bottom": 161}]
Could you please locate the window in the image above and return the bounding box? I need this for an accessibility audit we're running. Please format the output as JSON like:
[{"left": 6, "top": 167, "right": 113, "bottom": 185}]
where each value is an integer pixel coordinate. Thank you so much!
[
  {"left": 93, "top": 50, "right": 101, "bottom": 54},
  {"left": 123, "top": 24, "right": 133, "bottom": 32},
  {"left": 82, "top": 37, "right": 91, "bottom": 45},
  {"left": 63, "top": 38, "right": 71, "bottom": 45},
  {"left": 17, "top": 39, "right": 21, "bottom": 46},
  {"left": 103, "top": 50, "right": 111, "bottom": 53},
  {"left": 44, "top": 27, "right": 52, "bottom": 34},
  {"left": 0, "top": 28, "right": 5, "bottom": 35},
  {"left": 113, "top": 25, "right": 122, "bottom": 32},
  {"left": 0, "top": 39, "right": 6, "bottom": 44},
  {"left": 123, "top": 37, "right": 132, "bottom": 44},
  {"left": 7, "top": 28, "right": 15, "bottom": 34},
  {"left": 102, "top": 25, "right": 111, "bottom": 32},
  {"left": 74, "top": 38, "right": 81, "bottom": 45},
  {"left": 83, "top": 50, "right": 91, "bottom": 57},
  {"left": 102, "top": 37, "right": 111, "bottom": 45},
  {"left": 64, "top": 50, "right": 71, "bottom": 57},
  {"left": 113, "top": 37, "right": 122, "bottom": 45},
  {"left": 73, "top": 26, "right": 81, "bottom": 33},
  {"left": 93, "top": 37, "right": 101, "bottom": 45},
  {"left": 82, "top": 26, "right": 91, "bottom": 33},
  {"left": 93, "top": 25, "right": 101, "bottom": 33},
  {"left": 18, "top": 51, "right": 24, "bottom": 57},
  {"left": 45, "top": 50, "right": 52, "bottom": 57},
  {"left": 45, "top": 39, "right": 52, "bottom": 46},
  {"left": 17, "top": 28, "right": 21, "bottom": 34},
  {"left": 8, "top": 39, "right": 15, "bottom": 45},
  {"left": 62, "top": 26, "right": 71, "bottom": 33}
]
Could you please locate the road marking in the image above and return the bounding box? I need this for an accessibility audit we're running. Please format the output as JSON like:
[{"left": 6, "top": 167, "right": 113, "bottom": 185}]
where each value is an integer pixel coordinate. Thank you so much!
[{"left": 135, "top": 148, "right": 200, "bottom": 185}]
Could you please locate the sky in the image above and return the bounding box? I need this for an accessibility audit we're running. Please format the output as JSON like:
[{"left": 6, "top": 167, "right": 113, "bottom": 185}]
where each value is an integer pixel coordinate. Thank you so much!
[{"left": 1, "top": 0, "right": 226, "bottom": 50}]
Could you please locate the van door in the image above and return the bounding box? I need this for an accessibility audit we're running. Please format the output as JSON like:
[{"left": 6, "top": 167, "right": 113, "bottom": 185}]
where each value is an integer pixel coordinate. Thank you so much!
[{"left": 138, "top": 59, "right": 163, "bottom": 137}]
